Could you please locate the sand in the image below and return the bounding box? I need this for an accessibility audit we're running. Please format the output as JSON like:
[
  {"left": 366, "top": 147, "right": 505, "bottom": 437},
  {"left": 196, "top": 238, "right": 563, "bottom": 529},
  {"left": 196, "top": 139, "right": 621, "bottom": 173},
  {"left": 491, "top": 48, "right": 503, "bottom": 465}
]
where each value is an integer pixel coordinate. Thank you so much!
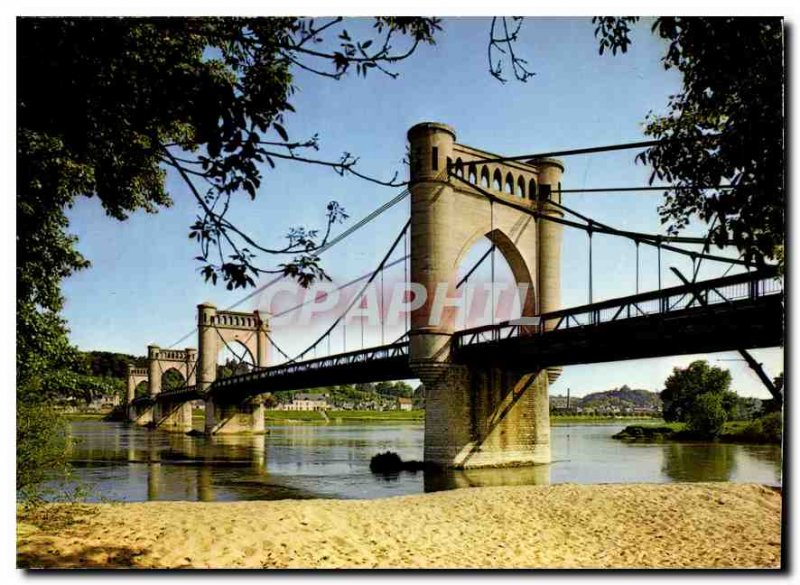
[{"left": 17, "top": 482, "right": 782, "bottom": 569}]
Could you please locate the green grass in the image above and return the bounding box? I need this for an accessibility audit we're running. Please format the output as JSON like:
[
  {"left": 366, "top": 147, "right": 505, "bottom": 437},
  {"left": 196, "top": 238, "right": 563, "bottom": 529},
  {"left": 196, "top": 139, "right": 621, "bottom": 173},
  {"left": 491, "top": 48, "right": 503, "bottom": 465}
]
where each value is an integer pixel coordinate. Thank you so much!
[
  {"left": 328, "top": 409, "right": 423, "bottom": 422},
  {"left": 551, "top": 415, "right": 662, "bottom": 426},
  {"left": 613, "top": 417, "right": 782, "bottom": 444},
  {"left": 63, "top": 412, "right": 108, "bottom": 421},
  {"left": 265, "top": 410, "right": 327, "bottom": 422}
]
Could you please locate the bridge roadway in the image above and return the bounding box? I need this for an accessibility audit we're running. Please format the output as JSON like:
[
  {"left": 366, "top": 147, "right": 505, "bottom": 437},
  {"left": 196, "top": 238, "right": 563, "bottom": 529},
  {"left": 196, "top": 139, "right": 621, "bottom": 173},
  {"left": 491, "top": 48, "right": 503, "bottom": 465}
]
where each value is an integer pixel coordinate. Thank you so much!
[{"left": 145, "top": 270, "right": 782, "bottom": 405}]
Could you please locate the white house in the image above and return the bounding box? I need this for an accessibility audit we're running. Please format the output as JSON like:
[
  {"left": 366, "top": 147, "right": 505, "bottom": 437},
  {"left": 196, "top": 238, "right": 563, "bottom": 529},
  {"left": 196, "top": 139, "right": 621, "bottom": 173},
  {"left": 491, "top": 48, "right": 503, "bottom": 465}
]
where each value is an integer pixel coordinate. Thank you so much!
[{"left": 282, "top": 392, "right": 331, "bottom": 411}]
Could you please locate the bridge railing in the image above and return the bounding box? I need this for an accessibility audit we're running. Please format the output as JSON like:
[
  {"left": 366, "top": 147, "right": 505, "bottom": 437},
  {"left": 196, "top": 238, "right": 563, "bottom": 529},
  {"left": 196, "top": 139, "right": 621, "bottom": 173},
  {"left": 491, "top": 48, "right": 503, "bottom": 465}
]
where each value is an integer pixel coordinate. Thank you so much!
[
  {"left": 454, "top": 270, "right": 782, "bottom": 348},
  {"left": 156, "top": 384, "right": 199, "bottom": 400},
  {"left": 213, "top": 341, "right": 410, "bottom": 389}
]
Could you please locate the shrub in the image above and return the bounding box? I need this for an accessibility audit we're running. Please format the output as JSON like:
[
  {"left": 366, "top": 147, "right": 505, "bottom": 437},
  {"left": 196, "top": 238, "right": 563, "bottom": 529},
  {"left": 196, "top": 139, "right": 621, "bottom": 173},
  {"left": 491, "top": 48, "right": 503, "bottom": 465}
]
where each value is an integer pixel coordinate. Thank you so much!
[
  {"left": 685, "top": 392, "right": 728, "bottom": 438},
  {"left": 760, "top": 411, "right": 783, "bottom": 442},
  {"left": 17, "top": 400, "right": 72, "bottom": 504}
]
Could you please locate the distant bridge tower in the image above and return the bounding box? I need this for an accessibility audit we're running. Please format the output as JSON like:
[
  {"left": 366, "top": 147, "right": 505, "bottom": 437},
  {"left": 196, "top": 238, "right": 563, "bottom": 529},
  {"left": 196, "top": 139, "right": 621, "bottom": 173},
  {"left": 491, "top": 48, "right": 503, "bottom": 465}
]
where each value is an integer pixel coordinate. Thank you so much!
[
  {"left": 126, "top": 347, "right": 197, "bottom": 430},
  {"left": 197, "top": 303, "right": 270, "bottom": 434},
  {"left": 407, "top": 122, "right": 564, "bottom": 469}
]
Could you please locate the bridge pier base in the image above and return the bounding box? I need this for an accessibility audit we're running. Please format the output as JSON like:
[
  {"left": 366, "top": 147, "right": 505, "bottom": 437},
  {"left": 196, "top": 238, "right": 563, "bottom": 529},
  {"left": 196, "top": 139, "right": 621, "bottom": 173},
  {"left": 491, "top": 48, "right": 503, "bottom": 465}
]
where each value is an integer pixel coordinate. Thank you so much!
[
  {"left": 204, "top": 396, "right": 266, "bottom": 435},
  {"left": 417, "top": 363, "right": 551, "bottom": 469},
  {"left": 153, "top": 401, "right": 193, "bottom": 433},
  {"left": 128, "top": 402, "right": 154, "bottom": 426}
]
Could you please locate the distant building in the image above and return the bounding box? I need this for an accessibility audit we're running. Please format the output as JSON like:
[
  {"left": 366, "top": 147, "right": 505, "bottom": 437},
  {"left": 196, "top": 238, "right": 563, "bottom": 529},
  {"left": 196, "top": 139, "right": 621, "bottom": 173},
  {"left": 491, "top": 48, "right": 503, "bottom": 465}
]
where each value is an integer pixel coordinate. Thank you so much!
[
  {"left": 87, "top": 394, "right": 121, "bottom": 410},
  {"left": 282, "top": 392, "right": 331, "bottom": 411},
  {"left": 397, "top": 397, "right": 413, "bottom": 411}
]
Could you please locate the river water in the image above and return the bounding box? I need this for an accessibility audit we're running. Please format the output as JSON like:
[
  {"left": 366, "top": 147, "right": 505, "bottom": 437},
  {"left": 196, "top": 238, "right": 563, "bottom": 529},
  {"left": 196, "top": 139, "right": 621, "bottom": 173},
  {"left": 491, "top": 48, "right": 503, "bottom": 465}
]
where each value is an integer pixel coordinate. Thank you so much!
[{"left": 64, "top": 420, "right": 782, "bottom": 502}]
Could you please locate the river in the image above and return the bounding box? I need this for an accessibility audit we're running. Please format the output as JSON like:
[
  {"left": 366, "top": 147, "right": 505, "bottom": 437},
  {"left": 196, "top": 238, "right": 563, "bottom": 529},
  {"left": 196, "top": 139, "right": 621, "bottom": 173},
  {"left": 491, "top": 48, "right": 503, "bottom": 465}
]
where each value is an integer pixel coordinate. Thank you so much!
[{"left": 63, "top": 420, "right": 782, "bottom": 502}]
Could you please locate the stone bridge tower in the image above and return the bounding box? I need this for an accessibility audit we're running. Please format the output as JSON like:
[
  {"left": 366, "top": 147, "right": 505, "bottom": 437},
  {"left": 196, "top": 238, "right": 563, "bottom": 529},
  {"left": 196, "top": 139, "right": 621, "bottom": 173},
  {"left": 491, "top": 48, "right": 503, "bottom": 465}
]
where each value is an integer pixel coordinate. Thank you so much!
[
  {"left": 197, "top": 303, "right": 270, "bottom": 434},
  {"left": 125, "top": 347, "right": 197, "bottom": 430},
  {"left": 407, "top": 122, "right": 564, "bottom": 469}
]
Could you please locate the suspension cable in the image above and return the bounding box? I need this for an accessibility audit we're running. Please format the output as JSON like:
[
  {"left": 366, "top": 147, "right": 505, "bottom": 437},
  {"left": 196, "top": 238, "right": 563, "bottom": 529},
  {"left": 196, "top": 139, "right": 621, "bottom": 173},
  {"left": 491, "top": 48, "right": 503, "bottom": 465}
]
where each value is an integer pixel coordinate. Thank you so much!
[
  {"left": 271, "top": 255, "right": 408, "bottom": 319},
  {"left": 404, "top": 228, "right": 409, "bottom": 334},
  {"left": 546, "top": 189, "right": 737, "bottom": 247},
  {"left": 588, "top": 225, "right": 594, "bottom": 304},
  {"left": 448, "top": 173, "right": 757, "bottom": 268},
  {"left": 657, "top": 238, "right": 662, "bottom": 291},
  {"left": 213, "top": 327, "right": 248, "bottom": 367},
  {"left": 464, "top": 139, "right": 661, "bottom": 165},
  {"left": 265, "top": 330, "right": 292, "bottom": 363},
  {"left": 380, "top": 264, "right": 385, "bottom": 344},
  {"left": 167, "top": 184, "right": 412, "bottom": 349},
  {"left": 456, "top": 244, "right": 496, "bottom": 288},
  {"left": 556, "top": 184, "right": 739, "bottom": 194},
  {"left": 286, "top": 220, "right": 411, "bottom": 363},
  {"left": 490, "top": 199, "right": 495, "bottom": 326}
]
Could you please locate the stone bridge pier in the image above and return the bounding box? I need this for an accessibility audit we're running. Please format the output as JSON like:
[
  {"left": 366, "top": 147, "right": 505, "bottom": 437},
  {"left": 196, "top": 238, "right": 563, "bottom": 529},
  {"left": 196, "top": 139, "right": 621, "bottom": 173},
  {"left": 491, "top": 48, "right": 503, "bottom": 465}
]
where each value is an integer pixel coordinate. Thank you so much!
[
  {"left": 198, "top": 303, "right": 269, "bottom": 435},
  {"left": 407, "top": 122, "right": 564, "bottom": 469}
]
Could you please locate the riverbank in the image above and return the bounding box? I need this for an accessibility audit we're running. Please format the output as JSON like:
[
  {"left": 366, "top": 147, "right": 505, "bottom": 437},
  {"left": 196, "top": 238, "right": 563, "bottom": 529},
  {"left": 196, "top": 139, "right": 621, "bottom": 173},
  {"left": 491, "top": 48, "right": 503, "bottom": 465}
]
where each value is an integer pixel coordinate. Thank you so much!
[
  {"left": 18, "top": 482, "right": 781, "bottom": 569},
  {"left": 613, "top": 414, "right": 782, "bottom": 444},
  {"left": 188, "top": 410, "right": 658, "bottom": 426}
]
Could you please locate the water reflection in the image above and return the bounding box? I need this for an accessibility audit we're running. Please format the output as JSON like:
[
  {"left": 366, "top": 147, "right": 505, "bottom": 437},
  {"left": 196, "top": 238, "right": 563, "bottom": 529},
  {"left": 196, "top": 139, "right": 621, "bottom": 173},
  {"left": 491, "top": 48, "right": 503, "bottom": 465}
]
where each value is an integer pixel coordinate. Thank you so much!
[
  {"left": 424, "top": 464, "right": 551, "bottom": 492},
  {"left": 63, "top": 421, "right": 782, "bottom": 503},
  {"left": 661, "top": 442, "right": 737, "bottom": 482}
]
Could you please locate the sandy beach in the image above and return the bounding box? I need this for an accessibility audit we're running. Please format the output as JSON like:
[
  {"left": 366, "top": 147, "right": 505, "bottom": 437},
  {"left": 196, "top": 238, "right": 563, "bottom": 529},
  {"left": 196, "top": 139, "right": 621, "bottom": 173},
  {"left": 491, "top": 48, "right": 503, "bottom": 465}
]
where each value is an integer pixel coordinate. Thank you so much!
[{"left": 18, "top": 482, "right": 781, "bottom": 569}]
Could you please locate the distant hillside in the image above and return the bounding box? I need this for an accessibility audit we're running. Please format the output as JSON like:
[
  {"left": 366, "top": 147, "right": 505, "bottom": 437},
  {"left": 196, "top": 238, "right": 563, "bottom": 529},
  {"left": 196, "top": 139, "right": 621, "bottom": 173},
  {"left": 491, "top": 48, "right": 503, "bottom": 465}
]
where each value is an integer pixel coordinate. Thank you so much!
[
  {"left": 579, "top": 386, "right": 661, "bottom": 410},
  {"left": 81, "top": 350, "right": 146, "bottom": 379}
]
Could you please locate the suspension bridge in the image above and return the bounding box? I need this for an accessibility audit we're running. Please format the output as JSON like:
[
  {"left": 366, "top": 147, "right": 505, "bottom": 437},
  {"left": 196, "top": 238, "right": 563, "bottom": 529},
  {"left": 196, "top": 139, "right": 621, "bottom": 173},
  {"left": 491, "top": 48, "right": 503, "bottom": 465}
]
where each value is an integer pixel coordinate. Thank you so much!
[{"left": 127, "top": 122, "right": 784, "bottom": 469}]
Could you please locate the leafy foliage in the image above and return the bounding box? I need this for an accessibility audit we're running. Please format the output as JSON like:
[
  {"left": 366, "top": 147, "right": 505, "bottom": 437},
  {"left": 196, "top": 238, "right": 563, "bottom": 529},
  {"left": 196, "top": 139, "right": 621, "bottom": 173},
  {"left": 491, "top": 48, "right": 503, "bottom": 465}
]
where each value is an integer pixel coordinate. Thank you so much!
[
  {"left": 594, "top": 17, "right": 784, "bottom": 267},
  {"left": 162, "top": 369, "right": 186, "bottom": 391},
  {"left": 660, "top": 360, "right": 732, "bottom": 423},
  {"left": 685, "top": 392, "right": 728, "bottom": 438},
  {"left": 17, "top": 18, "right": 442, "bottom": 499},
  {"left": 17, "top": 401, "right": 71, "bottom": 503},
  {"left": 374, "top": 380, "right": 414, "bottom": 398},
  {"left": 741, "top": 411, "right": 783, "bottom": 444},
  {"left": 592, "top": 17, "right": 640, "bottom": 55},
  {"left": 81, "top": 351, "right": 146, "bottom": 379},
  {"left": 18, "top": 17, "right": 439, "bottom": 294}
]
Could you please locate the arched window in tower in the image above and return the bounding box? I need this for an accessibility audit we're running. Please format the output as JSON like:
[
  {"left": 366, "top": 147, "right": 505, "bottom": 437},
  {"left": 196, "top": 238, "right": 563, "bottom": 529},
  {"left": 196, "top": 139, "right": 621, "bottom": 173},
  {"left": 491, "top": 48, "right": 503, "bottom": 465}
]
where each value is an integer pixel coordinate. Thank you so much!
[
  {"left": 468, "top": 165, "right": 477, "bottom": 185},
  {"left": 517, "top": 176, "right": 526, "bottom": 198},
  {"left": 492, "top": 169, "right": 502, "bottom": 191},
  {"left": 504, "top": 173, "right": 514, "bottom": 194},
  {"left": 480, "top": 167, "right": 490, "bottom": 188},
  {"left": 528, "top": 179, "right": 538, "bottom": 201},
  {"left": 455, "top": 158, "right": 464, "bottom": 178}
]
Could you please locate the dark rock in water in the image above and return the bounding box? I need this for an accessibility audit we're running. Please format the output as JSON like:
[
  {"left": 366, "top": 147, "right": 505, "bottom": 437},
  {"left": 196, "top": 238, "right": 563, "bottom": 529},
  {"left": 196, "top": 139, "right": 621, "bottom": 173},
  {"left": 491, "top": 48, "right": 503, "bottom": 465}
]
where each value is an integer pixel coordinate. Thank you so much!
[
  {"left": 370, "top": 451, "right": 425, "bottom": 474},
  {"left": 186, "top": 429, "right": 205, "bottom": 437},
  {"left": 370, "top": 451, "right": 403, "bottom": 473},
  {"left": 402, "top": 459, "right": 426, "bottom": 472}
]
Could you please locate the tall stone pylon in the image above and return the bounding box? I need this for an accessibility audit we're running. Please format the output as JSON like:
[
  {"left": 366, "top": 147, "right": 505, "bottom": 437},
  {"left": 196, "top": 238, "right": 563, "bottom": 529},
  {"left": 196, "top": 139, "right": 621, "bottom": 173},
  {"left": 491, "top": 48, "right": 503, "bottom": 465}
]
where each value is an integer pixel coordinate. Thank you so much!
[{"left": 406, "top": 122, "right": 564, "bottom": 468}]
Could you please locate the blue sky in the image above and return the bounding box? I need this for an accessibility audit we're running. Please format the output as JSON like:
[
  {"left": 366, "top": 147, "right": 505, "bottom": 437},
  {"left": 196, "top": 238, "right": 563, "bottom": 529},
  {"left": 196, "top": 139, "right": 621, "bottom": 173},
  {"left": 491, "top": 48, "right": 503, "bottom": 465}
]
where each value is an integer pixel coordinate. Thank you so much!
[{"left": 60, "top": 17, "right": 783, "bottom": 398}]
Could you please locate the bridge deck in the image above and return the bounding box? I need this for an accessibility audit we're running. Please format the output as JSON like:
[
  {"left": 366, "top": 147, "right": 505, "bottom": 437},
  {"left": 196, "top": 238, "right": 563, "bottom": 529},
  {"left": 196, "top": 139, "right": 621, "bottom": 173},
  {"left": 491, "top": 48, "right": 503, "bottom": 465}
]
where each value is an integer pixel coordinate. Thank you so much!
[{"left": 152, "top": 271, "right": 782, "bottom": 404}]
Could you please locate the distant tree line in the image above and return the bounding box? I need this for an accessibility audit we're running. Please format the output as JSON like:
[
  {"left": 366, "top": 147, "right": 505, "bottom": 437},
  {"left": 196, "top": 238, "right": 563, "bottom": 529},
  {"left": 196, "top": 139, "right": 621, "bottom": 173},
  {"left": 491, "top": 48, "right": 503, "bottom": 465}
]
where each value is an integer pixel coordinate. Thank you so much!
[{"left": 273, "top": 381, "right": 417, "bottom": 408}]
